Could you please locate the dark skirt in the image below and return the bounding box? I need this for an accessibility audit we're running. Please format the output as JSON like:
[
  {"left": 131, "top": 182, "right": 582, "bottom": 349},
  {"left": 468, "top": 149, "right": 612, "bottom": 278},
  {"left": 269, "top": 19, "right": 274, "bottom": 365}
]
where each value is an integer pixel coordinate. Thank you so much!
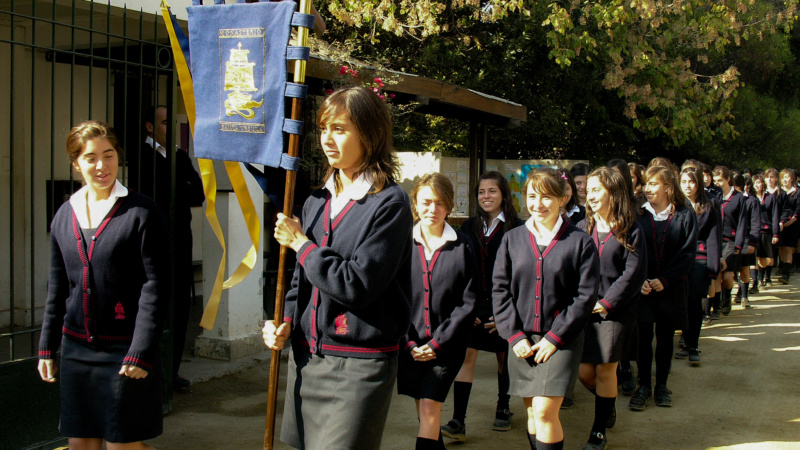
[
  {"left": 397, "top": 345, "right": 466, "bottom": 402},
  {"left": 59, "top": 336, "right": 163, "bottom": 442},
  {"left": 508, "top": 332, "right": 583, "bottom": 398},
  {"left": 581, "top": 315, "right": 634, "bottom": 364},
  {"left": 635, "top": 279, "right": 688, "bottom": 331},
  {"left": 780, "top": 222, "right": 800, "bottom": 248},
  {"left": 740, "top": 252, "right": 756, "bottom": 267},
  {"left": 757, "top": 233, "right": 775, "bottom": 259},
  {"left": 467, "top": 319, "right": 508, "bottom": 353},
  {"left": 722, "top": 240, "right": 741, "bottom": 272},
  {"left": 281, "top": 349, "right": 397, "bottom": 450}
]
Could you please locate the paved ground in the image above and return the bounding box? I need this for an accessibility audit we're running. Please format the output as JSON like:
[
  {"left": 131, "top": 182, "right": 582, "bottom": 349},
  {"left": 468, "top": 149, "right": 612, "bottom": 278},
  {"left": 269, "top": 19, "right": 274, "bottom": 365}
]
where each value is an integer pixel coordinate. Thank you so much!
[{"left": 150, "top": 279, "right": 800, "bottom": 449}]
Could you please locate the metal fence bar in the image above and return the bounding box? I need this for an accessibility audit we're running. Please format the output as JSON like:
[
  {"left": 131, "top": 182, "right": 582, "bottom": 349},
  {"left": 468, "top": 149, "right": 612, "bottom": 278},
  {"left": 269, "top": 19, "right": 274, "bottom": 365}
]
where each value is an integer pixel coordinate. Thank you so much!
[
  {"left": 29, "top": 0, "right": 38, "bottom": 356},
  {"left": 8, "top": 0, "right": 17, "bottom": 362}
]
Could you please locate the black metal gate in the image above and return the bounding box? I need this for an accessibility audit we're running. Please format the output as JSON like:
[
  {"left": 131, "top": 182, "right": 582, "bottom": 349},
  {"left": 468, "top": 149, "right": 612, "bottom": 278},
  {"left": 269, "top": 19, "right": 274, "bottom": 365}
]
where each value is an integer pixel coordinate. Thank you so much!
[{"left": 0, "top": 0, "right": 178, "bottom": 447}]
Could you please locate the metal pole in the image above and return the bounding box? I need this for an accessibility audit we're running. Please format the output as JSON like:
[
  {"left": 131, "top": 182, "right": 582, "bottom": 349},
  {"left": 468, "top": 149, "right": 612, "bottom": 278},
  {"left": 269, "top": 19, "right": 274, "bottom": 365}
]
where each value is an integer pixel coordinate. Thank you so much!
[{"left": 264, "top": 0, "right": 310, "bottom": 447}]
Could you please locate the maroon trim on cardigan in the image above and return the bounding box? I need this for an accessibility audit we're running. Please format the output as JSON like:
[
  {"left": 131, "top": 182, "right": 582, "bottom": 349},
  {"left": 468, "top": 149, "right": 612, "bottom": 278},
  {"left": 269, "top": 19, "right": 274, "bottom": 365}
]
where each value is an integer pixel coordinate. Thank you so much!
[
  {"left": 528, "top": 221, "right": 568, "bottom": 332},
  {"left": 70, "top": 199, "right": 125, "bottom": 342},
  {"left": 592, "top": 227, "right": 615, "bottom": 259},
  {"left": 298, "top": 243, "right": 318, "bottom": 267},
  {"left": 508, "top": 331, "right": 526, "bottom": 344},
  {"left": 416, "top": 244, "right": 442, "bottom": 339},
  {"left": 309, "top": 193, "right": 357, "bottom": 354},
  {"left": 122, "top": 356, "right": 153, "bottom": 370},
  {"left": 479, "top": 223, "right": 503, "bottom": 291},
  {"left": 320, "top": 343, "right": 399, "bottom": 354}
]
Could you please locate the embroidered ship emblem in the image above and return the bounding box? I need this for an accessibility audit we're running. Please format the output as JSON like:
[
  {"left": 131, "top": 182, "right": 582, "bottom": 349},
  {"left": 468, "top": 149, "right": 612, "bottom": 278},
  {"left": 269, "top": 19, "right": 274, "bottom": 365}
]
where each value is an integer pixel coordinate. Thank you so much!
[
  {"left": 115, "top": 302, "right": 126, "bottom": 320},
  {"left": 224, "top": 42, "right": 263, "bottom": 119},
  {"left": 335, "top": 313, "right": 349, "bottom": 335}
]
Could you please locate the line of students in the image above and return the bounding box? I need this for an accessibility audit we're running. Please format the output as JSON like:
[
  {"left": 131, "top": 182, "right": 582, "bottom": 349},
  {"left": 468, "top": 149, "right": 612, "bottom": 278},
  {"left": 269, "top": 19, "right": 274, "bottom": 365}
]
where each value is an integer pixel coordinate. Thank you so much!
[{"left": 260, "top": 86, "right": 798, "bottom": 450}]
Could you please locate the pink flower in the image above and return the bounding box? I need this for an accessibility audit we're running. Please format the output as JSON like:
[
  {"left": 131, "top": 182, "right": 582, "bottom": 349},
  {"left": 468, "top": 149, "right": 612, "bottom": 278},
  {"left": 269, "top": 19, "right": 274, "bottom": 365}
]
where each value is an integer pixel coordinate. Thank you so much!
[
  {"left": 350, "top": 70, "right": 358, "bottom": 78},
  {"left": 339, "top": 66, "right": 348, "bottom": 75},
  {"left": 389, "top": 94, "right": 395, "bottom": 99},
  {"left": 379, "top": 94, "right": 385, "bottom": 100},
  {"left": 372, "top": 87, "right": 380, "bottom": 93},
  {"left": 374, "top": 77, "right": 382, "bottom": 84},
  {"left": 325, "top": 89, "right": 334, "bottom": 95}
]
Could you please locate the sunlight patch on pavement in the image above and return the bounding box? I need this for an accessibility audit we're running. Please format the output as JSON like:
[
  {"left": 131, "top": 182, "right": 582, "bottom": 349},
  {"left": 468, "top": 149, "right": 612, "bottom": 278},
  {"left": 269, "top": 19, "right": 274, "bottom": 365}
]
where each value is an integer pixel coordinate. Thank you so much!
[
  {"left": 724, "top": 332, "right": 766, "bottom": 336},
  {"left": 709, "top": 443, "right": 800, "bottom": 449},
  {"left": 771, "top": 346, "right": 800, "bottom": 352},
  {"left": 726, "top": 323, "right": 800, "bottom": 329},
  {"left": 700, "top": 336, "right": 747, "bottom": 342}
]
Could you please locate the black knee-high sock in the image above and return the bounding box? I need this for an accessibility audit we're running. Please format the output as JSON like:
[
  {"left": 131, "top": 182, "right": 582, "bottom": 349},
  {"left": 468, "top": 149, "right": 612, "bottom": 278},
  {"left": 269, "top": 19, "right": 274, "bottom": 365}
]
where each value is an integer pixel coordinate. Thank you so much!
[
  {"left": 703, "top": 296, "right": 712, "bottom": 315},
  {"left": 497, "top": 366, "right": 510, "bottom": 411},
  {"left": 452, "top": 381, "right": 472, "bottom": 423},
  {"left": 750, "top": 268, "right": 759, "bottom": 288},
  {"left": 766, "top": 266, "right": 773, "bottom": 281},
  {"left": 528, "top": 433, "right": 537, "bottom": 450},
  {"left": 437, "top": 432, "right": 445, "bottom": 450},
  {"left": 592, "top": 396, "right": 615, "bottom": 435},
  {"left": 535, "top": 440, "right": 564, "bottom": 450},
  {"left": 415, "top": 437, "right": 439, "bottom": 450},
  {"left": 721, "top": 288, "right": 733, "bottom": 311},
  {"left": 711, "top": 292, "right": 721, "bottom": 311}
]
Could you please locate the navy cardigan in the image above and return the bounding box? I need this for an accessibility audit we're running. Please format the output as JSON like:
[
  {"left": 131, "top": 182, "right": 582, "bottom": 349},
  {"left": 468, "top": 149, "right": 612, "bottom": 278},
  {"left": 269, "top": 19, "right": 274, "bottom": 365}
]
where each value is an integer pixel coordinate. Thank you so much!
[
  {"left": 637, "top": 204, "right": 698, "bottom": 289},
  {"left": 285, "top": 182, "right": 413, "bottom": 359},
  {"left": 580, "top": 222, "right": 648, "bottom": 322},
  {"left": 694, "top": 204, "right": 722, "bottom": 278},
  {"left": 759, "top": 191, "right": 781, "bottom": 238},
  {"left": 38, "top": 192, "right": 168, "bottom": 370},
  {"left": 743, "top": 195, "right": 761, "bottom": 248},
  {"left": 403, "top": 230, "right": 478, "bottom": 355},
  {"left": 780, "top": 189, "right": 800, "bottom": 226},
  {"left": 719, "top": 190, "right": 747, "bottom": 250},
  {"left": 460, "top": 216, "right": 524, "bottom": 320},
  {"left": 492, "top": 221, "right": 599, "bottom": 349}
]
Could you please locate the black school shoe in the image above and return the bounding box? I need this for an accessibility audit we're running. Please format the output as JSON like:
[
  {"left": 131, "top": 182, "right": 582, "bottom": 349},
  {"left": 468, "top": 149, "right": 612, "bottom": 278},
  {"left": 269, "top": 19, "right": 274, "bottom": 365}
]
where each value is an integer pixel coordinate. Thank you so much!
[
  {"left": 492, "top": 409, "right": 512, "bottom": 431},
  {"left": 654, "top": 384, "right": 672, "bottom": 407},
  {"left": 441, "top": 419, "right": 466, "bottom": 442},
  {"left": 583, "top": 431, "right": 608, "bottom": 450},
  {"left": 628, "top": 385, "right": 652, "bottom": 411}
]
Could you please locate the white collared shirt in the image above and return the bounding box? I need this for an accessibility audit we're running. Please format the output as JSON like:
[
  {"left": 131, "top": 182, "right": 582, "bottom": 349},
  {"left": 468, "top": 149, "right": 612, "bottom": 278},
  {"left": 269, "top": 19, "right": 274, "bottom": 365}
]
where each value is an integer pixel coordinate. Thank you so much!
[
  {"left": 413, "top": 221, "right": 458, "bottom": 259},
  {"left": 525, "top": 215, "right": 564, "bottom": 247},
  {"left": 145, "top": 136, "right": 167, "bottom": 158},
  {"left": 786, "top": 186, "right": 797, "bottom": 196},
  {"left": 324, "top": 172, "right": 373, "bottom": 218},
  {"left": 643, "top": 202, "right": 674, "bottom": 221},
  {"left": 593, "top": 213, "right": 611, "bottom": 233},
  {"left": 484, "top": 211, "right": 506, "bottom": 236},
  {"left": 566, "top": 204, "right": 580, "bottom": 217},
  {"left": 70, "top": 180, "right": 128, "bottom": 229}
]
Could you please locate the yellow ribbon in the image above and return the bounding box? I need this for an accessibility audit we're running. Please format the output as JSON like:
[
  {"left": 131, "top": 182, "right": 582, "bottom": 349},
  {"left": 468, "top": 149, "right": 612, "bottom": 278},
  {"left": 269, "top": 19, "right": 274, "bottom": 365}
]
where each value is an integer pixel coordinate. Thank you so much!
[{"left": 162, "top": 1, "right": 261, "bottom": 330}]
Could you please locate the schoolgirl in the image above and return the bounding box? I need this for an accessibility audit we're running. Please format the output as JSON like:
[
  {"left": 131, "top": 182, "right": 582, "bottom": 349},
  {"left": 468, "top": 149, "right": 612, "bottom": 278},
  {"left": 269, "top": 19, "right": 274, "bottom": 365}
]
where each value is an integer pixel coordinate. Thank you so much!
[
  {"left": 561, "top": 169, "right": 586, "bottom": 225},
  {"left": 732, "top": 174, "right": 760, "bottom": 307},
  {"left": 398, "top": 173, "right": 478, "bottom": 450},
  {"left": 262, "top": 85, "right": 414, "bottom": 449},
  {"left": 578, "top": 168, "right": 647, "bottom": 450},
  {"left": 631, "top": 166, "right": 697, "bottom": 411},
  {"left": 752, "top": 174, "right": 780, "bottom": 290},
  {"left": 493, "top": 168, "right": 599, "bottom": 450},
  {"left": 38, "top": 121, "right": 168, "bottom": 448},
  {"left": 571, "top": 162, "right": 591, "bottom": 207},
  {"left": 677, "top": 168, "right": 720, "bottom": 361},
  {"left": 442, "top": 171, "right": 523, "bottom": 441},
  {"left": 703, "top": 164, "right": 723, "bottom": 201},
  {"left": 763, "top": 168, "right": 786, "bottom": 285},
  {"left": 712, "top": 166, "right": 747, "bottom": 315},
  {"left": 778, "top": 168, "right": 800, "bottom": 284}
]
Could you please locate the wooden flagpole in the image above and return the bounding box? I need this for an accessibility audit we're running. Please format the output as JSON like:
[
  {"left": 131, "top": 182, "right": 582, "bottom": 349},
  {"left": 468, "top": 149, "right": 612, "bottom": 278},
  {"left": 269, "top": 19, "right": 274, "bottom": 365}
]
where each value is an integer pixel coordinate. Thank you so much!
[{"left": 264, "top": 0, "right": 311, "bottom": 448}]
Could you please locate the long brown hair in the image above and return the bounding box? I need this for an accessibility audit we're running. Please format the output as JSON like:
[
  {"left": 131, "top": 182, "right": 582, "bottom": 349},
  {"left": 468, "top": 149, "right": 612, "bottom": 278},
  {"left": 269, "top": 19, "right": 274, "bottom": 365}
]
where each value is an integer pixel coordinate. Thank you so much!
[
  {"left": 640, "top": 166, "right": 685, "bottom": 213},
  {"left": 585, "top": 167, "right": 637, "bottom": 252},
  {"left": 318, "top": 86, "right": 399, "bottom": 194},
  {"left": 680, "top": 167, "right": 711, "bottom": 216},
  {"left": 471, "top": 171, "right": 519, "bottom": 245}
]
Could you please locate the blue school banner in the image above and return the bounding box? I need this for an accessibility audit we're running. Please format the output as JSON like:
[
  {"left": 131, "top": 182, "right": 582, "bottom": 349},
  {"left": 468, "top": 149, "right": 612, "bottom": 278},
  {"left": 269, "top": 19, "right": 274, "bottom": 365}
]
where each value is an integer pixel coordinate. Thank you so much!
[{"left": 187, "top": 0, "right": 307, "bottom": 169}]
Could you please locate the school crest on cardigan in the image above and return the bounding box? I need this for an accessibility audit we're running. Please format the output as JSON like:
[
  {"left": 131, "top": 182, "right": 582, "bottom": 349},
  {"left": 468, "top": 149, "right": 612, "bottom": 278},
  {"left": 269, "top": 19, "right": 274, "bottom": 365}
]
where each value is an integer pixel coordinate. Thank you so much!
[
  {"left": 335, "top": 313, "right": 349, "bottom": 335},
  {"left": 115, "top": 301, "right": 126, "bottom": 320}
]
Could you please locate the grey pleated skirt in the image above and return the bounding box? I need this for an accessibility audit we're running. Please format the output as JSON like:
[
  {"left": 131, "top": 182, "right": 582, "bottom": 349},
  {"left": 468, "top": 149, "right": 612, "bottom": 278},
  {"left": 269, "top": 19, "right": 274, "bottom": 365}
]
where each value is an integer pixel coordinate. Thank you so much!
[
  {"left": 508, "top": 332, "right": 583, "bottom": 398},
  {"left": 281, "top": 349, "right": 397, "bottom": 450}
]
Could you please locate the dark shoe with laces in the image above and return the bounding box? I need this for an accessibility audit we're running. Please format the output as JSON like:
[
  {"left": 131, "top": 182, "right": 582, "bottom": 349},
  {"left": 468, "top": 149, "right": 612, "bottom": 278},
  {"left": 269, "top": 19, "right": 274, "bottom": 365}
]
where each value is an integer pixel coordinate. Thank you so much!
[
  {"left": 654, "top": 384, "right": 672, "bottom": 407},
  {"left": 560, "top": 397, "right": 574, "bottom": 409},
  {"left": 492, "top": 409, "right": 512, "bottom": 431},
  {"left": 441, "top": 419, "right": 466, "bottom": 442},
  {"left": 620, "top": 372, "right": 637, "bottom": 396},
  {"left": 702, "top": 315, "right": 713, "bottom": 326},
  {"left": 710, "top": 310, "right": 721, "bottom": 320},
  {"left": 628, "top": 385, "right": 652, "bottom": 411},
  {"left": 675, "top": 348, "right": 689, "bottom": 359},
  {"left": 606, "top": 403, "right": 617, "bottom": 429},
  {"left": 583, "top": 431, "right": 608, "bottom": 450},
  {"left": 749, "top": 285, "right": 759, "bottom": 294}
]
